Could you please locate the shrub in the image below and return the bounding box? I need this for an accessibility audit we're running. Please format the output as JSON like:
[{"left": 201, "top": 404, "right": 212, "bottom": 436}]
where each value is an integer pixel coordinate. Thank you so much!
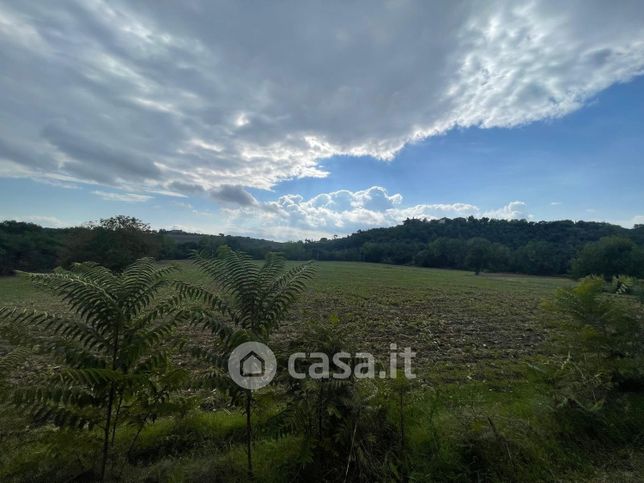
[{"left": 0, "top": 258, "right": 188, "bottom": 481}]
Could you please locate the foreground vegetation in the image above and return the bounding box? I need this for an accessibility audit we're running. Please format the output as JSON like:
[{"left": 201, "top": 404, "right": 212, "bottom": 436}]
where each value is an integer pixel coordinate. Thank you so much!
[{"left": 0, "top": 259, "right": 642, "bottom": 481}]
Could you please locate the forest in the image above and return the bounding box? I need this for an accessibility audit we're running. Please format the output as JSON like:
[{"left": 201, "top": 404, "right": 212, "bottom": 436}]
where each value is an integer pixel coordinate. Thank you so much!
[{"left": 2, "top": 216, "right": 643, "bottom": 279}]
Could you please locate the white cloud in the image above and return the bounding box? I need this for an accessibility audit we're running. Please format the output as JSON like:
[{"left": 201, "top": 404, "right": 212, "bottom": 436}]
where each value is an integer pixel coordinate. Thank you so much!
[
  {"left": 172, "top": 201, "right": 193, "bottom": 210},
  {"left": 159, "top": 223, "right": 208, "bottom": 234},
  {"left": 550, "top": 201, "right": 562, "bottom": 206},
  {"left": 191, "top": 209, "right": 214, "bottom": 217},
  {"left": 220, "top": 186, "right": 528, "bottom": 240},
  {"left": 0, "top": 1, "right": 643, "bottom": 197},
  {"left": 483, "top": 201, "right": 529, "bottom": 220},
  {"left": 92, "top": 190, "right": 152, "bottom": 202},
  {"left": 630, "top": 215, "right": 644, "bottom": 226}
]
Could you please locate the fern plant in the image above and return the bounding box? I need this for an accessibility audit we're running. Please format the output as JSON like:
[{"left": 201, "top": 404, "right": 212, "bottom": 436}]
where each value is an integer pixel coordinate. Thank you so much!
[
  {"left": 542, "top": 276, "right": 644, "bottom": 411},
  {"left": 0, "top": 258, "right": 187, "bottom": 482},
  {"left": 0, "top": 346, "right": 30, "bottom": 389},
  {"left": 277, "top": 317, "right": 399, "bottom": 482},
  {"left": 546, "top": 277, "right": 619, "bottom": 339},
  {"left": 180, "top": 248, "right": 315, "bottom": 479},
  {"left": 545, "top": 276, "right": 643, "bottom": 358}
]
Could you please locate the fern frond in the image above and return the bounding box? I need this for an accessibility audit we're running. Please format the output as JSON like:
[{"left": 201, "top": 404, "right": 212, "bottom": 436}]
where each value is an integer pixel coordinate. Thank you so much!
[
  {"left": 69, "top": 261, "right": 118, "bottom": 286},
  {"left": 181, "top": 308, "right": 234, "bottom": 339},
  {"left": 0, "top": 347, "right": 31, "bottom": 386},
  {"left": 189, "top": 346, "right": 227, "bottom": 369},
  {"left": 59, "top": 368, "right": 123, "bottom": 387},
  {"left": 260, "top": 262, "right": 316, "bottom": 328},
  {"left": 29, "top": 272, "right": 118, "bottom": 327},
  {"left": 55, "top": 341, "right": 109, "bottom": 369},
  {"left": 172, "top": 280, "right": 236, "bottom": 318},
  {"left": 132, "top": 351, "right": 171, "bottom": 375},
  {"left": 119, "top": 259, "right": 178, "bottom": 315}
]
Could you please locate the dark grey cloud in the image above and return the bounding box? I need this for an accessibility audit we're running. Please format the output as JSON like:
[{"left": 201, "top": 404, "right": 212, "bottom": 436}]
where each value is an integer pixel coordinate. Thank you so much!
[
  {"left": 167, "top": 181, "right": 205, "bottom": 195},
  {"left": 0, "top": 138, "right": 54, "bottom": 171},
  {"left": 42, "top": 124, "right": 162, "bottom": 183},
  {"left": 209, "top": 185, "right": 258, "bottom": 207},
  {"left": 0, "top": 0, "right": 643, "bottom": 195}
]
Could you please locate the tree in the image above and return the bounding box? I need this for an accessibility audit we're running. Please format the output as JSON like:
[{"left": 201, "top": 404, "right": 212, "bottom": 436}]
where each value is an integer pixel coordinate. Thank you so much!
[
  {"left": 513, "top": 241, "right": 568, "bottom": 275},
  {"left": 0, "top": 259, "right": 186, "bottom": 481},
  {"left": 63, "top": 216, "right": 163, "bottom": 271},
  {"left": 488, "top": 242, "right": 512, "bottom": 272},
  {"left": 465, "top": 237, "right": 493, "bottom": 275},
  {"left": 178, "top": 248, "right": 315, "bottom": 479},
  {"left": 571, "top": 236, "right": 643, "bottom": 280},
  {"left": 0, "top": 221, "right": 62, "bottom": 275},
  {"left": 95, "top": 215, "right": 151, "bottom": 232},
  {"left": 361, "top": 242, "right": 385, "bottom": 263},
  {"left": 427, "top": 237, "right": 467, "bottom": 268}
]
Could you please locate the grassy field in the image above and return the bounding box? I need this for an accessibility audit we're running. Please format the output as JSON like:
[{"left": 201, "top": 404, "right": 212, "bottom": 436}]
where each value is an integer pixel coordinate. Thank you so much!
[
  {"left": 0, "top": 261, "right": 572, "bottom": 383},
  {"left": 1, "top": 261, "right": 641, "bottom": 482}
]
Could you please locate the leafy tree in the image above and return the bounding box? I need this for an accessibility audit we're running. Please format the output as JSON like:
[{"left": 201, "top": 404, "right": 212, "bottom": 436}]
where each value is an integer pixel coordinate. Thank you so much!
[
  {"left": 63, "top": 216, "right": 163, "bottom": 271},
  {"left": 178, "top": 248, "right": 315, "bottom": 479},
  {"left": 95, "top": 215, "right": 151, "bottom": 232},
  {"left": 415, "top": 237, "right": 465, "bottom": 268},
  {"left": 198, "top": 236, "right": 222, "bottom": 258},
  {"left": 513, "top": 241, "right": 569, "bottom": 275},
  {"left": 361, "top": 242, "right": 386, "bottom": 263},
  {"left": 488, "top": 242, "right": 512, "bottom": 272},
  {"left": 426, "top": 237, "right": 467, "bottom": 268},
  {"left": 571, "top": 236, "right": 643, "bottom": 280},
  {"left": 0, "top": 221, "right": 62, "bottom": 275},
  {"left": 0, "top": 259, "right": 187, "bottom": 481},
  {"left": 465, "top": 237, "right": 493, "bottom": 275}
]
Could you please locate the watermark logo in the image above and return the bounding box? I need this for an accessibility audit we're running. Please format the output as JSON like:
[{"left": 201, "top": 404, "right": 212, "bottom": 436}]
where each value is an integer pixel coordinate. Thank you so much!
[
  {"left": 288, "top": 344, "right": 416, "bottom": 381},
  {"left": 229, "top": 341, "right": 415, "bottom": 390},
  {"left": 227, "top": 341, "right": 277, "bottom": 390}
]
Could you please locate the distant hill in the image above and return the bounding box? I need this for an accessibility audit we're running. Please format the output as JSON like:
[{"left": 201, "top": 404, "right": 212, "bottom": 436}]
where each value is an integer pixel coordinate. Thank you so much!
[
  {"left": 2, "top": 217, "right": 643, "bottom": 276},
  {"left": 301, "top": 217, "right": 644, "bottom": 274},
  {"left": 158, "top": 229, "right": 286, "bottom": 257},
  {"left": 311, "top": 217, "right": 644, "bottom": 253}
]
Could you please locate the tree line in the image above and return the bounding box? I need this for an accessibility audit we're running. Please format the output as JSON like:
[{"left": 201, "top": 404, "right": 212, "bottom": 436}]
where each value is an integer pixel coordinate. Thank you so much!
[
  {"left": 0, "top": 216, "right": 282, "bottom": 275},
  {"left": 303, "top": 218, "right": 644, "bottom": 277},
  {"left": 2, "top": 215, "right": 643, "bottom": 279}
]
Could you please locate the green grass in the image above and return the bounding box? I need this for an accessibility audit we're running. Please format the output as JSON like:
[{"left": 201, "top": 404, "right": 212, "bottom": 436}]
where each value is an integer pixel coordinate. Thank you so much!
[
  {"left": 2, "top": 262, "right": 641, "bottom": 482},
  {"left": 1, "top": 261, "right": 572, "bottom": 382}
]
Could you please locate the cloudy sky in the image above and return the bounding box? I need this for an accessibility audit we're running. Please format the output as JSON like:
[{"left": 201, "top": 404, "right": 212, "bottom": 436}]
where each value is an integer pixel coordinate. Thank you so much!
[{"left": 1, "top": 1, "right": 643, "bottom": 240}]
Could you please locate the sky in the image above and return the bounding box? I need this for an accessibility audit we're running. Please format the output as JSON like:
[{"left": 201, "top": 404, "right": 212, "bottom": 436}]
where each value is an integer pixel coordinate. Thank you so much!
[{"left": 0, "top": 1, "right": 643, "bottom": 241}]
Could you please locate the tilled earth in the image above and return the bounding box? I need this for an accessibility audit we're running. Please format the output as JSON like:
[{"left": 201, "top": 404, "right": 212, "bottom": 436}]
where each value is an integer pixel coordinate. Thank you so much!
[
  {"left": 276, "top": 264, "right": 572, "bottom": 383},
  {"left": 0, "top": 261, "right": 572, "bottom": 386}
]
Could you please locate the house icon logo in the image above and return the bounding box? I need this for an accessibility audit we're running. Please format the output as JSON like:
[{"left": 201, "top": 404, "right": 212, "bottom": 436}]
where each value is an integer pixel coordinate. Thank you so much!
[
  {"left": 240, "top": 350, "right": 265, "bottom": 377},
  {"left": 228, "top": 342, "right": 276, "bottom": 390}
]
